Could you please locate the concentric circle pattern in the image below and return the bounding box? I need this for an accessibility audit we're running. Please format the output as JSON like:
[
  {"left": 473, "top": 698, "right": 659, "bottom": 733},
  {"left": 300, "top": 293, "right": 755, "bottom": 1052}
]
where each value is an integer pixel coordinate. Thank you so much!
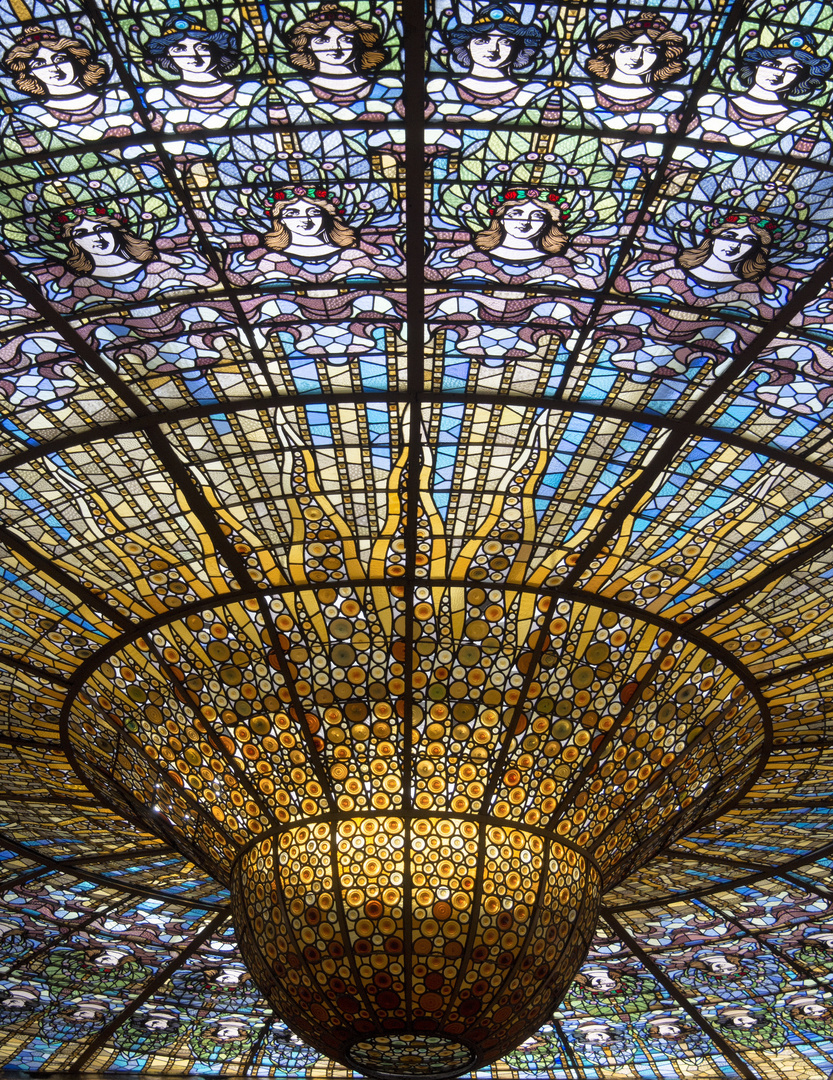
[
  {"left": 345, "top": 1034, "right": 477, "bottom": 1078},
  {"left": 64, "top": 576, "right": 765, "bottom": 1070},
  {"left": 231, "top": 817, "right": 600, "bottom": 1069}
]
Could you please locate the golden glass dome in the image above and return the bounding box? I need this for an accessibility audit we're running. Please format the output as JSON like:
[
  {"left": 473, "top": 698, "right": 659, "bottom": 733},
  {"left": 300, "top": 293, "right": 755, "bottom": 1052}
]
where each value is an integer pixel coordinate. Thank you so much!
[{"left": 65, "top": 436, "right": 769, "bottom": 1073}]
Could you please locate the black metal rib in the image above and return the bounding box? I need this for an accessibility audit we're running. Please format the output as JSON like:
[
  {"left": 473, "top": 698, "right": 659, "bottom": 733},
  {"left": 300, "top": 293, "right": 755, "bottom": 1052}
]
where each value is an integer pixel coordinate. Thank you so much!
[
  {"left": 0, "top": 734, "right": 60, "bottom": 751},
  {"left": 0, "top": 520, "right": 135, "bottom": 631},
  {"left": 76, "top": 0, "right": 282, "bottom": 402},
  {"left": 545, "top": 638, "right": 676, "bottom": 841},
  {"left": 0, "top": 826, "right": 227, "bottom": 910},
  {"left": 739, "top": 796, "right": 833, "bottom": 810},
  {"left": 603, "top": 910, "right": 757, "bottom": 1080},
  {"left": 5, "top": 394, "right": 833, "bottom": 489},
  {"left": 558, "top": 247, "right": 833, "bottom": 593},
  {"left": 0, "top": 867, "right": 50, "bottom": 891},
  {"left": 664, "top": 848, "right": 797, "bottom": 876},
  {"left": 242, "top": 1015, "right": 274, "bottom": 1075},
  {"left": 402, "top": 0, "right": 426, "bottom": 1030},
  {"left": 0, "top": 846, "right": 175, "bottom": 888},
  {"left": 0, "top": 896, "right": 127, "bottom": 978},
  {"left": 550, "top": 1016, "right": 580, "bottom": 1074},
  {"left": 607, "top": 835, "right": 833, "bottom": 910},
  {"left": 778, "top": 871, "right": 833, "bottom": 902},
  {"left": 0, "top": 793, "right": 97, "bottom": 805},
  {"left": 547, "top": 0, "right": 752, "bottom": 395},
  {"left": 0, "top": 651, "right": 72, "bottom": 686},
  {"left": 695, "top": 894, "right": 833, "bottom": 994},
  {"left": 684, "top": 526, "right": 833, "bottom": 632},
  {"left": 758, "top": 653, "right": 833, "bottom": 687},
  {"left": 66, "top": 907, "right": 230, "bottom": 1072},
  {"left": 0, "top": 256, "right": 148, "bottom": 412}
]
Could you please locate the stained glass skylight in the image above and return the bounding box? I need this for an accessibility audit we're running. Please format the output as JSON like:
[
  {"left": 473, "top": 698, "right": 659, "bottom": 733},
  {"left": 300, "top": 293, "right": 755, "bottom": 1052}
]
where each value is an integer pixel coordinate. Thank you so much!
[{"left": 0, "top": 0, "right": 831, "bottom": 1076}]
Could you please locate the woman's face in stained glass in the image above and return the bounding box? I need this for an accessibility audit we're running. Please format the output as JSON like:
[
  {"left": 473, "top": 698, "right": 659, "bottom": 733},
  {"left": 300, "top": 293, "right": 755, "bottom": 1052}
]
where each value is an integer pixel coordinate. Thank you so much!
[
  {"left": 5, "top": 988, "right": 38, "bottom": 1008},
  {"left": 71, "top": 219, "right": 120, "bottom": 257},
  {"left": 654, "top": 1021, "right": 682, "bottom": 1037},
  {"left": 96, "top": 948, "right": 128, "bottom": 967},
  {"left": 588, "top": 972, "right": 617, "bottom": 990},
  {"left": 711, "top": 226, "right": 756, "bottom": 264},
  {"left": 279, "top": 199, "right": 327, "bottom": 238},
  {"left": 468, "top": 31, "right": 514, "bottom": 69},
  {"left": 73, "top": 1002, "right": 107, "bottom": 1021},
  {"left": 612, "top": 35, "right": 659, "bottom": 78},
  {"left": 216, "top": 1019, "right": 247, "bottom": 1040},
  {"left": 216, "top": 965, "right": 244, "bottom": 985},
  {"left": 27, "top": 45, "right": 77, "bottom": 92},
  {"left": 584, "top": 1029, "right": 612, "bottom": 1045},
  {"left": 309, "top": 25, "right": 355, "bottom": 66},
  {"left": 501, "top": 203, "right": 548, "bottom": 240},
  {"left": 146, "top": 1015, "right": 174, "bottom": 1031},
  {"left": 167, "top": 36, "right": 215, "bottom": 74},
  {"left": 753, "top": 55, "right": 802, "bottom": 93}
]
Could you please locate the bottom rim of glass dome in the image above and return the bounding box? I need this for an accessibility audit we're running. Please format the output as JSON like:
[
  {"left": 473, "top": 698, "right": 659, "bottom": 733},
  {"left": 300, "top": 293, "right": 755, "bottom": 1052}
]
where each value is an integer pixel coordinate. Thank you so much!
[{"left": 343, "top": 1032, "right": 479, "bottom": 1079}]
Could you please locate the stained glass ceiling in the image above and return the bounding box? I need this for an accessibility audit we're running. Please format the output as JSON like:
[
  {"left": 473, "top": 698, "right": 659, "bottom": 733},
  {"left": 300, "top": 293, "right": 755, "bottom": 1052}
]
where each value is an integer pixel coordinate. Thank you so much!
[{"left": 0, "top": 0, "right": 832, "bottom": 1075}]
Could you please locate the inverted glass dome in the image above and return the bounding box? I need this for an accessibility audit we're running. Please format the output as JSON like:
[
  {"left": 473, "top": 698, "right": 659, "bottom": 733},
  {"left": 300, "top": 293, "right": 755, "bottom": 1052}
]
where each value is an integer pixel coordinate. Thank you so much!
[{"left": 0, "top": 0, "right": 831, "bottom": 1076}]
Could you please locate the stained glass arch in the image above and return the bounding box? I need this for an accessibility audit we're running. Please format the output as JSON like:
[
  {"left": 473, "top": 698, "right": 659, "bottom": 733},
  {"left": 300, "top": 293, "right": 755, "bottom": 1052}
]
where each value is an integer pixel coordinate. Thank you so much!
[{"left": 0, "top": 0, "right": 831, "bottom": 1075}]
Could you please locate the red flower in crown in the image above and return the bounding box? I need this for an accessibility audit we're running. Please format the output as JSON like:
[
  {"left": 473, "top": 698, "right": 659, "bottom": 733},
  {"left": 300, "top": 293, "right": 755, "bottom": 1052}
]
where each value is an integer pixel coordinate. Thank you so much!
[
  {"left": 709, "top": 211, "right": 781, "bottom": 237},
  {"left": 14, "top": 25, "right": 63, "bottom": 47},
  {"left": 487, "top": 187, "right": 573, "bottom": 220},
  {"left": 264, "top": 186, "right": 345, "bottom": 215},
  {"left": 48, "top": 203, "right": 126, "bottom": 233}
]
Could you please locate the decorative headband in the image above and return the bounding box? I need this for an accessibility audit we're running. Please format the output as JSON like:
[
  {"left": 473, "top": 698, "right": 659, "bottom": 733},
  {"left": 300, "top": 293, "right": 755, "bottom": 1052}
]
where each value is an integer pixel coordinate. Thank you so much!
[
  {"left": 778, "top": 34, "right": 817, "bottom": 54},
  {"left": 163, "top": 18, "right": 210, "bottom": 34},
  {"left": 488, "top": 188, "right": 570, "bottom": 218},
  {"left": 265, "top": 186, "right": 344, "bottom": 213},
  {"left": 473, "top": 7, "right": 521, "bottom": 26},
  {"left": 49, "top": 204, "right": 126, "bottom": 233},
  {"left": 14, "top": 27, "right": 62, "bottom": 46},
  {"left": 623, "top": 14, "right": 671, "bottom": 32},
  {"left": 706, "top": 212, "right": 782, "bottom": 239},
  {"left": 310, "top": 5, "right": 356, "bottom": 22}
]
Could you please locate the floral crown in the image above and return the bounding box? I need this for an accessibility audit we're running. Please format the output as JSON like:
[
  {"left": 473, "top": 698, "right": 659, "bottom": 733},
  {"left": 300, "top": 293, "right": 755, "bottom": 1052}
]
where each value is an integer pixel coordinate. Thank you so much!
[
  {"left": 488, "top": 188, "right": 570, "bottom": 218},
  {"left": 14, "top": 25, "right": 62, "bottom": 47},
  {"left": 163, "top": 16, "right": 210, "bottom": 34},
  {"left": 706, "top": 212, "right": 782, "bottom": 239},
  {"left": 265, "top": 186, "right": 344, "bottom": 214},
  {"left": 473, "top": 6, "right": 521, "bottom": 27},
  {"left": 310, "top": 4, "right": 355, "bottom": 22},
  {"left": 623, "top": 13, "right": 672, "bottom": 32},
  {"left": 49, "top": 204, "right": 126, "bottom": 234}
]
